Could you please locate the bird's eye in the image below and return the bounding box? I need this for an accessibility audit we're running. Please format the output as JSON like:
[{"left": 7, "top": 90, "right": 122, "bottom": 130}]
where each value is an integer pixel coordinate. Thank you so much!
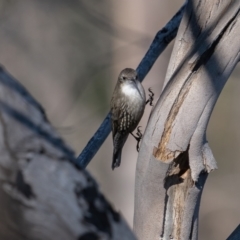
[
  {"left": 135, "top": 75, "right": 138, "bottom": 80},
  {"left": 122, "top": 76, "right": 126, "bottom": 80}
]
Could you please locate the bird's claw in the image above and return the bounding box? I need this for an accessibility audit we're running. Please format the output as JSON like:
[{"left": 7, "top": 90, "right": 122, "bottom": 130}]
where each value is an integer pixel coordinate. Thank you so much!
[
  {"left": 136, "top": 126, "right": 142, "bottom": 138},
  {"left": 146, "top": 88, "right": 154, "bottom": 106},
  {"left": 131, "top": 126, "right": 142, "bottom": 152},
  {"left": 136, "top": 126, "right": 142, "bottom": 152}
]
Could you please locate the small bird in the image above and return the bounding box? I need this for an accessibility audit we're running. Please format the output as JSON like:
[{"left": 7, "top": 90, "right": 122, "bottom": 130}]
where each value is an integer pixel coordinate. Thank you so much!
[{"left": 110, "top": 68, "right": 146, "bottom": 170}]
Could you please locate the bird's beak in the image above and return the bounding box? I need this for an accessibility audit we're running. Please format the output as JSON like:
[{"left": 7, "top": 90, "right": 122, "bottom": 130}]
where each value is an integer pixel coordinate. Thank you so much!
[
  {"left": 130, "top": 78, "right": 136, "bottom": 84},
  {"left": 129, "top": 79, "right": 137, "bottom": 87}
]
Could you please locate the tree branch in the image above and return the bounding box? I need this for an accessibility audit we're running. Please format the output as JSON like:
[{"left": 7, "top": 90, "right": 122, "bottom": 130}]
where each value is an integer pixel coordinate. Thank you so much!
[
  {"left": 0, "top": 66, "right": 136, "bottom": 240},
  {"left": 227, "top": 225, "right": 240, "bottom": 240},
  {"left": 134, "top": 1, "right": 240, "bottom": 239},
  {"left": 76, "top": 2, "right": 186, "bottom": 168}
]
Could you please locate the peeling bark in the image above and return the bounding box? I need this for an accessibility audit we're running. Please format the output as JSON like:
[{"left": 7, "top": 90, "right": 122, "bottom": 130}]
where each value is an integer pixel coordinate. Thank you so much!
[
  {"left": 134, "top": 1, "right": 240, "bottom": 240},
  {"left": 0, "top": 66, "right": 136, "bottom": 240}
]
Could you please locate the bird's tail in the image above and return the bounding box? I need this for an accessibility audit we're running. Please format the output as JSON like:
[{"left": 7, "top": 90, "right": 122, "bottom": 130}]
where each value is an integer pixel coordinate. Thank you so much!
[
  {"left": 112, "top": 132, "right": 128, "bottom": 170},
  {"left": 112, "top": 148, "right": 122, "bottom": 170}
]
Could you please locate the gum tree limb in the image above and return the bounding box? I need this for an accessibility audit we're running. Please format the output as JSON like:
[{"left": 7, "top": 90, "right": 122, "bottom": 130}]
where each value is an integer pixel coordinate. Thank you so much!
[
  {"left": 227, "top": 225, "right": 240, "bottom": 240},
  {"left": 0, "top": 66, "right": 136, "bottom": 240},
  {"left": 134, "top": 1, "right": 240, "bottom": 239}
]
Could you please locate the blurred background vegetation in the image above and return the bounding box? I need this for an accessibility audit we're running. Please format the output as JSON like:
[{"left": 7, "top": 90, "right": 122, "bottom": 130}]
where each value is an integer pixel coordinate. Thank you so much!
[{"left": 0, "top": 0, "right": 239, "bottom": 239}]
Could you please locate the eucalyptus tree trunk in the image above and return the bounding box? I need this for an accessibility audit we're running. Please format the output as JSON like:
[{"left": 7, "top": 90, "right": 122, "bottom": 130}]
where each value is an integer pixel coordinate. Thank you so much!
[
  {"left": 134, "top": 1, "right": 240, "bottom": 240},
  {"left": 0, "top": 66, "right": 136, "bottom": 240}
]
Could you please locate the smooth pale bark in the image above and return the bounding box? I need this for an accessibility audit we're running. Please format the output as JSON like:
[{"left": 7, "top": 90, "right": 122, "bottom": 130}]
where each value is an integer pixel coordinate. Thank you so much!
[
  {"left": 0, "top": 66, "right": 136, "bottom": 240},
  {"left": 134, "top": 1, "right": 240, "bottom": 240}
]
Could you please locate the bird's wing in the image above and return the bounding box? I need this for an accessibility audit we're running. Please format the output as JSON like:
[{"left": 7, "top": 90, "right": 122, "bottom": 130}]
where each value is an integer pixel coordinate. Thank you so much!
[
  {"left": 111, "top": 99, "right": 133, "bottom": 138},
  {"left": 111, "top": 101, "right": 125, "bottom": 138}
]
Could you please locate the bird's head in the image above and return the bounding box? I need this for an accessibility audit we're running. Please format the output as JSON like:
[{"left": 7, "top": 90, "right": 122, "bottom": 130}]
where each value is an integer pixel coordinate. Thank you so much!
[{"left": 118, "top": 68, "right": 138, "bottom": 84}]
